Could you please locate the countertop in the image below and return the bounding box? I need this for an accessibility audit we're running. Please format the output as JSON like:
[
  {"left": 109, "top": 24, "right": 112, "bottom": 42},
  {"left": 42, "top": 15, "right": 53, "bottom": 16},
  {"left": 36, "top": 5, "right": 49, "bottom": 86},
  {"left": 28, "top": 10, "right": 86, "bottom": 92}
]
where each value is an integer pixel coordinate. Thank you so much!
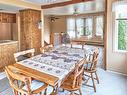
[{"left": 0, "top": 40, "right": 18, "bottom": 45}]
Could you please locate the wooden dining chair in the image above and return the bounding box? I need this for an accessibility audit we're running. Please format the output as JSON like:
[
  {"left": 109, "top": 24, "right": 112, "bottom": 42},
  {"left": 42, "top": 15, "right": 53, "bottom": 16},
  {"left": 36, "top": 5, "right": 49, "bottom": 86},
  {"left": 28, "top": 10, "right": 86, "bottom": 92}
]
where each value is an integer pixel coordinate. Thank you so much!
[
  {"left": 14, "top": 49, "right": 35, "bottom": 62},
  {"left": 83, "top": 48, "right": 99, "bottom": 92},
  {"left": 60, "top": 59, "right": 86, "bottom": 95},
  {"left": 5, "top": 66, "right": 53, "bottom": 95},
  {"left": 40, "top": 44, "right": 53, "bottom": 53}
]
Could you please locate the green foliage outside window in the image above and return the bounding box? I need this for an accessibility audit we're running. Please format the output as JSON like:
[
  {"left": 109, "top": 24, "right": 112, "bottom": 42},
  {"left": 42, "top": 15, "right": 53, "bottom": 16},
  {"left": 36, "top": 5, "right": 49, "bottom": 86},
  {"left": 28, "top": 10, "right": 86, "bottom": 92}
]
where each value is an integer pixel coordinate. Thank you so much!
[
  {"left": 118, "top": 20, "right": 127, "bottom": 50},
  {"left": 85, "top": 26, "right": 92, "bottom": 36},
  {"left": 83, "top": 26, "right": 92, "bottom": 36}
]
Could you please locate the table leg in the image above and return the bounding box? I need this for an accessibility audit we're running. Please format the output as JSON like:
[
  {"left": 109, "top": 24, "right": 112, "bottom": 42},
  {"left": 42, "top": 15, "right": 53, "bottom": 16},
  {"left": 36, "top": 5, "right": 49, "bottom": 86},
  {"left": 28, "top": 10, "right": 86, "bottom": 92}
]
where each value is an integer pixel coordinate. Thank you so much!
[
  {"left": 82, "top": 44, "right": 83, "bottom": 49},
  {"left": 51, "top": 84, "right": 59, "bottom": 95},
  {"left": 71, "top": 43, "right": 72, "bottom": 48}
]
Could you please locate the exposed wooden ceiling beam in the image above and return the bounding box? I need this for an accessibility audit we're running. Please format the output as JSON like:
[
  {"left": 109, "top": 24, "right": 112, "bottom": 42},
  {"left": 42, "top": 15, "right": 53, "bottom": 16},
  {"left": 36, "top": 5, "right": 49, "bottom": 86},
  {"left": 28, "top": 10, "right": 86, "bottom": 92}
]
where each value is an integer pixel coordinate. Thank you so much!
[{"left": 41, "top": 0, "right": 94, "bottom": 9}]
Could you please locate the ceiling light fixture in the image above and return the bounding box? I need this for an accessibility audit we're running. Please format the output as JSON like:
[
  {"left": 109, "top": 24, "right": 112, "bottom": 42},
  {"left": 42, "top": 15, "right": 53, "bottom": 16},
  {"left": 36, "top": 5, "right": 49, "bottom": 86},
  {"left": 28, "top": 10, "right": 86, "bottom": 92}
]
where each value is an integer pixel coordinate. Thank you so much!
[{"left": 73, "top": 8, "right": 78, "bottom": 16}]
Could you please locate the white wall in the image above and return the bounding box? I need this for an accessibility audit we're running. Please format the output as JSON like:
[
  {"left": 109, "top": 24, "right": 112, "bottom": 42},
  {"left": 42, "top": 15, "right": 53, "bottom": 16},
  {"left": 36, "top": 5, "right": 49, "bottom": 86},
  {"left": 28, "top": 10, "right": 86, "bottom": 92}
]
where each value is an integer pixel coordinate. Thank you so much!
[{"left": 51, "top": 16, "right": 67, "bottom": 33}]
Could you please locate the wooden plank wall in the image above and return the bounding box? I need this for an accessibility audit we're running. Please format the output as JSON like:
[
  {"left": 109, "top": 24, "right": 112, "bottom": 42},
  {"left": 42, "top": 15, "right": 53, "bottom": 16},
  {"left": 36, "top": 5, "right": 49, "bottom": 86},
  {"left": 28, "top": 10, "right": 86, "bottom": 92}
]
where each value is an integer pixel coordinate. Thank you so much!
[
  {"left": 0, "top": 12, "right": 16, "bottom": 23},
  {"left": 20, "top": 9, "right": 41, "bottom": 54},
  {"left": 0, "top": 42, "right": 18, "bottom": 72}
]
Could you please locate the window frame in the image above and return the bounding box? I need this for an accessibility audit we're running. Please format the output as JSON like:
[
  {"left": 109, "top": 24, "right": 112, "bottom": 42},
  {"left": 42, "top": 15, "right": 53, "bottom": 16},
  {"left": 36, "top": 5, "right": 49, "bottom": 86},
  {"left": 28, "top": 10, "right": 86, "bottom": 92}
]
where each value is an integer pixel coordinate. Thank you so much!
[
  {"left": 113, "top": 12, "right": 127, "bottom": 53},
  {"left": 67, "top": 17, "right": 76, "bottom": 39},
  {"left": 66, "top": 13, "right": 104, "bottom": 40},
  {"left": 83, "top": 17, "right": 93, "bottom": 37},
  {"left": 95, "top": 16, "right": 104, "bottom": 38}
]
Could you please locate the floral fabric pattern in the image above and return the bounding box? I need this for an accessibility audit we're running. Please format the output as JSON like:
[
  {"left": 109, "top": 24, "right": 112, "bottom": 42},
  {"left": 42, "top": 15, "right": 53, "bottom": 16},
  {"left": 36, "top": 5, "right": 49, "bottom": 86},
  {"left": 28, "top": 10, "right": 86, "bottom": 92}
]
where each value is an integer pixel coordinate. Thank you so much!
[{"left": 17, "top": 46, "right": 94, "bottom": 83}]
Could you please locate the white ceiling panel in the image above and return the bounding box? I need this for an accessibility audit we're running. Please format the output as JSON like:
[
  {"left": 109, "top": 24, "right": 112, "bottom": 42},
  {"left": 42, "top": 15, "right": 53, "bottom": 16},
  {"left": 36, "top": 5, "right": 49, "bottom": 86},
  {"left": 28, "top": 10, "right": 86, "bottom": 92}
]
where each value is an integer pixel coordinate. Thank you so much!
[
  {"left": 44, "top": 0, "right": 105, "bottom": 15},
  {"left": 0, "top": 0, "right": 105, "bottom": 15},
  {"left": 21, "top": 0, "right": 71, "bottom": 5},
  {"left": 0, "top": 3, "right": 24, "bottom": 13}
]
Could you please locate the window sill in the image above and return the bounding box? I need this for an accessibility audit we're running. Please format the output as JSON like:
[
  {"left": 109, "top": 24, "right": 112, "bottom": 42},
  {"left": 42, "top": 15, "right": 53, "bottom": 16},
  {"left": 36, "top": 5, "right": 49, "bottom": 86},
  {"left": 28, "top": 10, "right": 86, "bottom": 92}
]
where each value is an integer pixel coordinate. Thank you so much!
[{"left": 113, "top": 50, "right": 127, "bottom": 54}]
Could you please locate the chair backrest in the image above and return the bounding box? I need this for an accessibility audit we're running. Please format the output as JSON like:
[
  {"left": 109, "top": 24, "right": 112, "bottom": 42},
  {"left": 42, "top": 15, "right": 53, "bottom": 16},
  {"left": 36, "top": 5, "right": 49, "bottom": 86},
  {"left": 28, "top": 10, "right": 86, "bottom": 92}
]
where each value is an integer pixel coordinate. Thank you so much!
[
  {"left": 85, "top": 48, "right": 99, "bottom": 71},
  {"left": 40, "top": 44, "right": 53, "bottom": 53},
  {"left": 14, "top": 49, "right": 35, "bottom": 62},
  {"left": 44, "top": 40, "right": 49, "bottom": 46},
  {"left": 61, "top": 33, "right": 70, "bottom": 44},
  {"left": 72, "top": 58, "right": 86, "bottom": 88},
  {"left": 5, "top": 66, "right": 32, "bottom": 95}
]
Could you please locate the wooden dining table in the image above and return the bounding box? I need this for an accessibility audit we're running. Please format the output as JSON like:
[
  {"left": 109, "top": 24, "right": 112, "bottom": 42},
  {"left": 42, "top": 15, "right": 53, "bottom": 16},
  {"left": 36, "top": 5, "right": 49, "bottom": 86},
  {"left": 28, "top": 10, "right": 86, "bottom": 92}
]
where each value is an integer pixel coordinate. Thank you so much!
[{"left": 8, "top": 46, "right": 93, "bottom": 94}]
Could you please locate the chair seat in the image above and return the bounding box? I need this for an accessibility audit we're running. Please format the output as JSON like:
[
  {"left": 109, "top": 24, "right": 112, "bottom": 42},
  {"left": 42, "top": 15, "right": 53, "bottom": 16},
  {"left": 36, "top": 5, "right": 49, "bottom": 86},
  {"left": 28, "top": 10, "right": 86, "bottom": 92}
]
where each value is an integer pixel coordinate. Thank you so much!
[
  {"left": 61, "top": 75, "right": 81, "bottom": 91},
  {"left": 61, "top": 81, "right": 80, "bottom": 91},
  {"left": 17, "top": 55, "right": 29, "bottom": 61},
  {"left": 23, "top": 80, "right": 53, "bottom": 94}
]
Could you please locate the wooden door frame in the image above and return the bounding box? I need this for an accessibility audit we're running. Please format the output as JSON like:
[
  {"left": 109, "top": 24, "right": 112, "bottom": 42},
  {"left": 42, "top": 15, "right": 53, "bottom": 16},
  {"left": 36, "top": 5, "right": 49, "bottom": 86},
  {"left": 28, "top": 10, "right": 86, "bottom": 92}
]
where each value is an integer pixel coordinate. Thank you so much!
[{"left": 104, "top": 0, "right": 107, "bottom": 70}]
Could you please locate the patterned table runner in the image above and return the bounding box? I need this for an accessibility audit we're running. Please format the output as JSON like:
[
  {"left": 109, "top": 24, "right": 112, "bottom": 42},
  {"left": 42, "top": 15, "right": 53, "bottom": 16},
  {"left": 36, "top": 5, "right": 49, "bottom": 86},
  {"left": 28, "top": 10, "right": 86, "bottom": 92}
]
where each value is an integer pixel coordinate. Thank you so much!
[{"left": 18, "top": 59, "right": 68, "bottom": 80}]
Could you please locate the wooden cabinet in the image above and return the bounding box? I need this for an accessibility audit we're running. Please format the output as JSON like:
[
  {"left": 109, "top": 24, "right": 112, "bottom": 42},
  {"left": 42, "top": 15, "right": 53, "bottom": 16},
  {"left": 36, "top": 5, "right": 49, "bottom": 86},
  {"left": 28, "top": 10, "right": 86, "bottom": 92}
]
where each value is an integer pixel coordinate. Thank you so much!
[
  {"left": 0, "top": 46, "right": 2, "bottom": 71},
  {"left": 20, "top": 9, "right": 41, "bottom": 54},
  {"left": 9, "top": 14, "right": 16, "bottom": 23},
  {"left": 0, "top": 42, "right": 18, "bottom": 71},
  {"left": 2, "top": 13, "right": 8, "bottom": 23},
  {"left": 0, "top": 12, "right": 16, "bottom": 23}
]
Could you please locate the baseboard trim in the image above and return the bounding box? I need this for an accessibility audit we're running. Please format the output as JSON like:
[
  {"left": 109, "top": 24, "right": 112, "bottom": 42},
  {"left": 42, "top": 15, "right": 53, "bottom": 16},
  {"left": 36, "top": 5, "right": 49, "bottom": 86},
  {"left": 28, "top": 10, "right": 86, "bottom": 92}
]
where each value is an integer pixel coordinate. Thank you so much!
[
  {"left": 107, "top": 70, "right": 127, "bottom": 77},
  {"left": 0, "top": 72, "right": 6, "bottom": 80}
]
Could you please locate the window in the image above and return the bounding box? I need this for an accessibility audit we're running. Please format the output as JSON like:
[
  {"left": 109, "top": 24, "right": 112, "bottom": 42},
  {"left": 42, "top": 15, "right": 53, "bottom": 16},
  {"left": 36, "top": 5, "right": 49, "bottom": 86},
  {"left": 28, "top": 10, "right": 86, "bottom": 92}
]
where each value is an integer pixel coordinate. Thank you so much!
[
  {"left": 76, "top": 18, "right": 84, "bottom": 38},
  {"left": 67, "top": 17, "right": 93, "bottom": 38},
  {"left": 95, "top": 16, "right": 104, "bottom": 38},
  {"left": 84, "top": 18, "right": 93, "bottom": 37},
  {"left": 67, "top": 18, "right": 75, "bottom": 38},
  {"left": 115, "top": 12, "right": 127, "bottom": 51}
]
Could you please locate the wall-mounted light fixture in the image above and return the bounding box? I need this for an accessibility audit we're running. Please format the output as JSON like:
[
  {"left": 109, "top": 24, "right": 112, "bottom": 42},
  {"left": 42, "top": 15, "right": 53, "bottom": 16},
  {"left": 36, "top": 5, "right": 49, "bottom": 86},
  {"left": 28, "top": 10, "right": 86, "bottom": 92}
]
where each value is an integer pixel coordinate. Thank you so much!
[{"left": 38, "top": 20, "right": 42, "bottom": 29}]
